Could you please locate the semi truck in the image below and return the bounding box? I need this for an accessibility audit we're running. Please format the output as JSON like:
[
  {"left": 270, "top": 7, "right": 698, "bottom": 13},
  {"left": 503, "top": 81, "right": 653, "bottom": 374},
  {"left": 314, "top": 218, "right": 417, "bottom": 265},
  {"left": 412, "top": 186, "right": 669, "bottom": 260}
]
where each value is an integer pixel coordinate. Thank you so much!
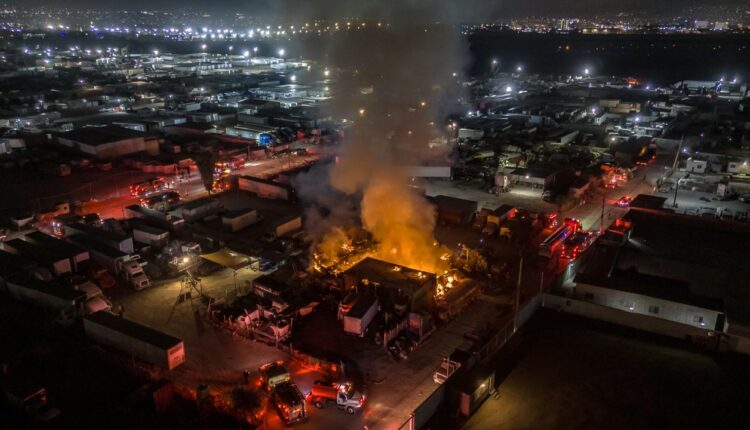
[
  {"left": 83, "top": 311, "right": 185, "bottom": 370},
  {"left": 308, "top": 381, "right": 366, "bottom": 415},
  {"left": 271, "top": 381, "right": 307, "bottom": 425}
]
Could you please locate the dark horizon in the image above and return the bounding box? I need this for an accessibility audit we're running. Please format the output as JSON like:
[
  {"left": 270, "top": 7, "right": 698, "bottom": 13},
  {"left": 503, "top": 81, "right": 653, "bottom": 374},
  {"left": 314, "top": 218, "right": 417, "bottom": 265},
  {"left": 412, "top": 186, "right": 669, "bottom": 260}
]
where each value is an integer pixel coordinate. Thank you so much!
[{"left": 2, "top": 0, "right": 747, "bottom": 20}]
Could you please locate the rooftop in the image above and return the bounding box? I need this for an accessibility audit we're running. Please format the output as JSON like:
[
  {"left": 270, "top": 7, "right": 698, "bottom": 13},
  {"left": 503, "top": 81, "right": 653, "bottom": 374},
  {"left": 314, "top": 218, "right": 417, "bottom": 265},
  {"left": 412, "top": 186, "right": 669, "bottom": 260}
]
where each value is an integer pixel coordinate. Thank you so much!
[
  {"left": 85, "top": 311, "right": 182, "bottom": 350},
  {"left": 59, "top": 125, "right": 148, "bottom": 146},
  {"left": 575, "top": 269, "right": 724, "bottom": 311},
  {"left": 344, "top": 257, "right": 436, "bottom": 294}
]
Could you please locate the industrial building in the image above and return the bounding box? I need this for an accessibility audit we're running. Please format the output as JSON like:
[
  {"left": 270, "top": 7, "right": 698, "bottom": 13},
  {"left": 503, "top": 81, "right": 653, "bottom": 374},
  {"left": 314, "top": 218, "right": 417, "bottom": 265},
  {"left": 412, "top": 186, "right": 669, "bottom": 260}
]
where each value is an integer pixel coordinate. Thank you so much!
[
  {"left": 343, "top": 258, "right": 437, "bottom": 312},
  {"left": 56, "top": 125, "right": 161, "bottom": 159}
]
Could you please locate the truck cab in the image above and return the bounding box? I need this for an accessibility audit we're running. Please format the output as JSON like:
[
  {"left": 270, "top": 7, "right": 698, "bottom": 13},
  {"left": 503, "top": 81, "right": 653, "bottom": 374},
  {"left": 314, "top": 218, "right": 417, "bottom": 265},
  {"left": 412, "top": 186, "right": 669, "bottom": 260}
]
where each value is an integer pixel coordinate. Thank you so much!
[
  {"left": 121, "top": 260, "right": 150, "bottom": 290},
  {"left": 308, "top": 381, "right": 365, "bottom": 415}
]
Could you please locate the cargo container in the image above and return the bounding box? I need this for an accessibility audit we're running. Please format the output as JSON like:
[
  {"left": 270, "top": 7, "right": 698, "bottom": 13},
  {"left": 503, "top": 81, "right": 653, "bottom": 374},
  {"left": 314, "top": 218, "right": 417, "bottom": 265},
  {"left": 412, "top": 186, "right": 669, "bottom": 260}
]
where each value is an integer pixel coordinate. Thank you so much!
[
  {"left": 66, "top": 234, "right": 129, "bottom": 275},
  {"left": 124, "top": 205, "right": 185, "bottom": 231},
  {"left": 132, "top": 224, "right": 170, "bottom": 247},
  {"left": 174, "top": 198, "right": 221, "bottom": 222},
  {"left": 24, "top": 231, "right": 90, "bottom": 273},
  {"left": 0, "top": 249, "right": 53, "bottom": 281},
  {"left": 64, "top": 222, "right": 134, "bottom": 254},
  {"left": 83, "top": 311, "right": 185, "bottom": 370},
  {"left": 1, "top": 239, "right": 73, "bottom": 277},
  {"left": 343, "top": 295, "right": 378, "bottom": 337},
  {"left": 2, "top": 274, "right": 86, "bottom": 323},
  {"left": 222, "top": 209, "right": 260, "bottom": 232}
]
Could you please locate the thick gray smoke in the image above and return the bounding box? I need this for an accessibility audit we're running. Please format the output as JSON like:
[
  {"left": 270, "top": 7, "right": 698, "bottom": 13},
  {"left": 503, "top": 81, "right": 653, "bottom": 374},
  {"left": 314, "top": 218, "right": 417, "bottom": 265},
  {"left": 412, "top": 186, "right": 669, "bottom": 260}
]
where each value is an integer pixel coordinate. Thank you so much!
[{"left": 287, "top": 1, "right": 493, "bottom": 272}]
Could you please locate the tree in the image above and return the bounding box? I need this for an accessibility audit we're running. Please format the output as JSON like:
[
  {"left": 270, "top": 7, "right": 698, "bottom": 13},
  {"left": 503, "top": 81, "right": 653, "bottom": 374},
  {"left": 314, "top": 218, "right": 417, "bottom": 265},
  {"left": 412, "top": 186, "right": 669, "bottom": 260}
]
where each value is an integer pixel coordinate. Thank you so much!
[{"left": 194, "top": 151, "right": 216, "bottom": 194}]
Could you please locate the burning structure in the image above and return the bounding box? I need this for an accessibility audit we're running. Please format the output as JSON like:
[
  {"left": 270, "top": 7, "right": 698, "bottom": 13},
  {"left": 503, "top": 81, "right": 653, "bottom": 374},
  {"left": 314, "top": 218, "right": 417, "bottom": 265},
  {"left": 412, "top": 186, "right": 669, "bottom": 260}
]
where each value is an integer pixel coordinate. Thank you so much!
[{"left": 343, "top": 257, "right": 437, "bottom": 312}]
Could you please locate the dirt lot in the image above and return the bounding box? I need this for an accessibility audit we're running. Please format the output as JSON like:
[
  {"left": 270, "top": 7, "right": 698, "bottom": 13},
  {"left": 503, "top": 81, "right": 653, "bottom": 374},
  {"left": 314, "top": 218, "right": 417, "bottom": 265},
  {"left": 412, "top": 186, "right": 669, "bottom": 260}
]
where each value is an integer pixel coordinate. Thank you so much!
[{"left": 463, "top": 310, "right": 750, "bottom": 430}]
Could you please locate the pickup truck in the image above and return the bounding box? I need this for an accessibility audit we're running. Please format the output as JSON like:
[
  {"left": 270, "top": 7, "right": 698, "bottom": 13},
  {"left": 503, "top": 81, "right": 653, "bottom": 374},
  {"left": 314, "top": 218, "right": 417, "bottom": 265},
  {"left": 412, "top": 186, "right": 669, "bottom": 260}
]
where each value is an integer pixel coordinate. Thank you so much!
[
  {"left": 308, "top": 381, "right": 365, "bottom": 415},
  {"left": 259, "top": 361, "right": 290, "bottom": 391}
]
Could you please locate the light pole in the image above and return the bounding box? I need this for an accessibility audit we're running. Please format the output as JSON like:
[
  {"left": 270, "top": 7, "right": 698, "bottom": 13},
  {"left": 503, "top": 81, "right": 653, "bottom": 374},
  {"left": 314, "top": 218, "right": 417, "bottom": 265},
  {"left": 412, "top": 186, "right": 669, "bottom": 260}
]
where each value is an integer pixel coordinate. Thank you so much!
[{"left": 672, "top": 136, "right": 685, "bottom": 208}]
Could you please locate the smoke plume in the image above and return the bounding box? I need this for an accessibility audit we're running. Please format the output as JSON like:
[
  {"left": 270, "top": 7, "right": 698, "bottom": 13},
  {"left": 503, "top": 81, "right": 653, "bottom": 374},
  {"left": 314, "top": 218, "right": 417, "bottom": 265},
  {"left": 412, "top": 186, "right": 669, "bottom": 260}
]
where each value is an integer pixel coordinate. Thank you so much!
[{"left": 286, "top": 1, "right": 493, "bottom": 273}]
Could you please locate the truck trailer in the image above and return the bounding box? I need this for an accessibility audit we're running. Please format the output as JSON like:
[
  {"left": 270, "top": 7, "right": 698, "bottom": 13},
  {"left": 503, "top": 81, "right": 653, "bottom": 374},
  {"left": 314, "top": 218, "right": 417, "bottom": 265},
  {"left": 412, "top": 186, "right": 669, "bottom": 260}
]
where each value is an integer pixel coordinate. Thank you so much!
[
  {"left": 1, "top": 239, "right": 73, "bottom": 277},
  {"left": 343, "top": 295, "right": 378, "bottom": 337},
  {"left": 83, "top": 311, "right": 185, "bottom": 370},
  {"left": 24, "top": 231, "right": 90, "bottom": 273}
]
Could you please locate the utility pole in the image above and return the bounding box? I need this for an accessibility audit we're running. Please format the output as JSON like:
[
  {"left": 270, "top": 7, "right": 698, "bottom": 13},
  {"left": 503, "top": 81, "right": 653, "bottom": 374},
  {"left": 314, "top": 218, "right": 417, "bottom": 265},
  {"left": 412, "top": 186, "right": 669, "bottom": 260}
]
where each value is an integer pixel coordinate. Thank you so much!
[
  {"left": 600, "top": 188, "right": 606, "bottom": 235},
  {"left": 672, "top": 136, "right": 685, "bottom": 208},
  {"left": 513, "top": 252, "right": 523, "bottom": 333}
]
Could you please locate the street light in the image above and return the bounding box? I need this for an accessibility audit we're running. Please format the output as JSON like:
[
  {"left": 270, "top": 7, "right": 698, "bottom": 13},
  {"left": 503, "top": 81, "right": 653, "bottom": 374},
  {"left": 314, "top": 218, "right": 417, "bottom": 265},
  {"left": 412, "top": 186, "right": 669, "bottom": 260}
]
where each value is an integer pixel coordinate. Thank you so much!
[
  {"left": 505, "top": 85, "right": 513, "bottom": 93},
  {"left": 584, "top": 68, "right": 590, "bottom": 76},
  {"left": 290, "top": 74, "right": 296, "bottom": 82},
  {"left": 324, "top": 69, "right": 330, "bottom": 77},
  {"left": 516, "top": 65, "right": 523, "bottom": 72},
  {"left": 278, "top": 48, "right": 285, "bottom": 57}
]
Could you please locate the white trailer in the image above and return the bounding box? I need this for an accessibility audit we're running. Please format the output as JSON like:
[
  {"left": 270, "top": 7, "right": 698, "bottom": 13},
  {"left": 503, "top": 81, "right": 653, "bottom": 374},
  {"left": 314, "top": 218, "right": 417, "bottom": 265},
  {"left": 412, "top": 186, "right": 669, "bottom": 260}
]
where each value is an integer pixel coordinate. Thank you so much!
[
  {"left": 132, "top": 224, "right": 170, "bottom": 247},
  {"left": 83, "top": 311, "right": 185, "bottom": 370},
  {"left": 343, "top": 295, "right": 378, "bottom": 337},
  {"left": 66, "top": 234, "right": 129, "bottom": 275}
]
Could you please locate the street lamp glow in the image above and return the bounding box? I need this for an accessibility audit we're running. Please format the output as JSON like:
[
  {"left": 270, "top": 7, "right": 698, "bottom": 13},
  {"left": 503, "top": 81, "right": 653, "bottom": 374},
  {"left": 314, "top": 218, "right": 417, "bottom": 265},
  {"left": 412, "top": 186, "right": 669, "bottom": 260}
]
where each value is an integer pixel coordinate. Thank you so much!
[
  {"left": 243, "top": 50, "right": 249, "bottom": 57},
  {"left": 505, "top": 85, "right": 512, "bottom": 93},
  {"left": 491, "top": 58, "right": 498, "bottom": 65},
  {"left": 324, "top": 69, "right": 330, "bottom": 77},
  {"left": 290, "top": 75, "right": 296, "bottom": 82},
  {"left": 153, "top": 49, "right": 159, "bottom": 56},
  {"left": 358, "top": 108, "right": 366, "bottom": 116},
  {"left": 584, "top": 68, "right": 590, "bottom": 75},
  {"left": 516, "top": 65, "right": 523, "bottom": 72},
  {"left": 278, "top": 48, "right": 285, "bottom": 57},
  {"left": 253, "top": 46, "right": 258, "bottom": 53},
  {"left": 201, "top": 44, "right": 207, "bottom": 50}
]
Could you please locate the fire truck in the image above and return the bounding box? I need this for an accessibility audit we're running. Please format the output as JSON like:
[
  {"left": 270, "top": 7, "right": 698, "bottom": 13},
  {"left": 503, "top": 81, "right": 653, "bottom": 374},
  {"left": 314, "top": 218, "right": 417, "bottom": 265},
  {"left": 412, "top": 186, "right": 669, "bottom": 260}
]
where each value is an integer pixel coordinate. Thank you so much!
[
  {"left": 539, "top": 218, "right": 582, "bottom": 258},
  {"left": 560, "top": 231, "right": 596, "bottom": 260},
  {"left": 271, "top": 381, "right": 307, "bottom": 425},
  {"left": 129, "top": 177, "right": 166, "bottom": 197}
]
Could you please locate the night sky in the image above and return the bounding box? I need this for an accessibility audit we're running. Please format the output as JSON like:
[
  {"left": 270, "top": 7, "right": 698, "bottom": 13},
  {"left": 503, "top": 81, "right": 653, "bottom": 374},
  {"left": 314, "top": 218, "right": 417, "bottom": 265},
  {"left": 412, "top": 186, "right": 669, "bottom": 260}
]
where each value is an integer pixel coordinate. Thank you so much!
[{"left": 4, "top": 0, "right": 742, "bottom": 19}]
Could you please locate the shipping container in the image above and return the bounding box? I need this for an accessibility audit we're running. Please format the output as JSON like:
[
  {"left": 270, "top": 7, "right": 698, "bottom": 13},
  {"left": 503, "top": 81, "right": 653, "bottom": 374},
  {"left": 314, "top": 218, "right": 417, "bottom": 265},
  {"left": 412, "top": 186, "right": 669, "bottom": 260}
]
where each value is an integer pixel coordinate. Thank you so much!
[
  {"left": 343, "top": 295, "right": 378, "bottom": 337},
  {"left": 83, "top": 311, "right": 185, "bottom": 370}
]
